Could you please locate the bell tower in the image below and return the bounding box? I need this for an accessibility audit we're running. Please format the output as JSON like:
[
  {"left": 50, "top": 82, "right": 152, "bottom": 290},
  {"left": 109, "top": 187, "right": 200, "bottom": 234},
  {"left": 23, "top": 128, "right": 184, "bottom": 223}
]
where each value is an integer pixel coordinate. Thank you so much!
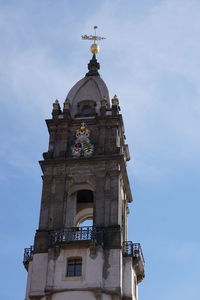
[{"left": 23, "top": 28, "right": 145, "bottom": 300}]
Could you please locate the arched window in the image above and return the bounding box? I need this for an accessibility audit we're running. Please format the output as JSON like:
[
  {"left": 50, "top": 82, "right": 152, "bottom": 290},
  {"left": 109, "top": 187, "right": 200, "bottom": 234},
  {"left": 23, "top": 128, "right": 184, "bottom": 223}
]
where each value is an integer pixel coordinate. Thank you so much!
[
  {"left": 75, "top": 100, "right": 96, "bottom": 118},
  {"left": 76, "top": 189, "right": 94, "bottom": 227},
  {"left": 79, "top": 219, "right": 93, "bottom": 227},
  {"left": 81, "top": 105, "right": 93, "bottom": 115}
]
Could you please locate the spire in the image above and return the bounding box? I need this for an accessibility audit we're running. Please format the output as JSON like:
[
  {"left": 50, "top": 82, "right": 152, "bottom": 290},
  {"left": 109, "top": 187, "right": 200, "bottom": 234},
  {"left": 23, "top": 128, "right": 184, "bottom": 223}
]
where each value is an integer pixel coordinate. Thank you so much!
[
  {"left": 86, "top": 54, "right": 100, "bottom": 76},
  {"left": 81, "top": 26, "right": 106, "bottom": 77}
]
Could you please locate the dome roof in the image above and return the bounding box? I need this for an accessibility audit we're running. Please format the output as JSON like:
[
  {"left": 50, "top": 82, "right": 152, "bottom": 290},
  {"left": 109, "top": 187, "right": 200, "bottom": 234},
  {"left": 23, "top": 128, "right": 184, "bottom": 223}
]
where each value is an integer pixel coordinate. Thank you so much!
[
  {"left": 65, "top": 54, "right": 110, "bottom": 118},
  {"left": 66, "top": 76, "right": 110, "bottom": 118}
]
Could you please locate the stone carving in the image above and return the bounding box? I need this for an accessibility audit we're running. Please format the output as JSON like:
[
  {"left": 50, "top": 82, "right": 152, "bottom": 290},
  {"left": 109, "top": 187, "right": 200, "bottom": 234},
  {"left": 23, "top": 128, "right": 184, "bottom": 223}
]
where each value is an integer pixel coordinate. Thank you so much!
[
  {"left": 89, "top": 241, "right": 98, "bottom": 259},
  {"left": 71, "top": 122, "right": 94, "bottom": 158}
]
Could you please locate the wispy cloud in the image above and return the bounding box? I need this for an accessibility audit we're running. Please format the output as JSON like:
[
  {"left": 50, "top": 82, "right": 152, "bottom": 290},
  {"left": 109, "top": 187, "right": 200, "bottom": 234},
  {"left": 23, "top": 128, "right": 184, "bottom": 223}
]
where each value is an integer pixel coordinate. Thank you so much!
[
  {"left": 0, "top": 2, "right": 200, "bottom": 300},
  {"left": 1, "top": 0, "right": 199, "bottom": 184},
  {"left": 83, "top": 0, "right": 200, "bottom": 181}
]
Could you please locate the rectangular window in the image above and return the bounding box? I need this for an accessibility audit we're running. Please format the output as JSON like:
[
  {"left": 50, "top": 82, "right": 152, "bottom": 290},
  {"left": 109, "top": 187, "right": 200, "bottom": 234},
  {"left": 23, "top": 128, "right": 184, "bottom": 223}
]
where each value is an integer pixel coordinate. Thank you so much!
[{"left": 66, "top": 258, "right": 82, "bottom": 277}]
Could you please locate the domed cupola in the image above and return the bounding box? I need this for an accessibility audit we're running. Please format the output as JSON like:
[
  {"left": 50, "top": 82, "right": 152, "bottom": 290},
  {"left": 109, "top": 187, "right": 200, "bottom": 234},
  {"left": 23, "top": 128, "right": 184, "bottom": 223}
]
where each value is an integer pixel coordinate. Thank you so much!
[{"left": 64, "top": 54, "right": 110, "bottom": 119}]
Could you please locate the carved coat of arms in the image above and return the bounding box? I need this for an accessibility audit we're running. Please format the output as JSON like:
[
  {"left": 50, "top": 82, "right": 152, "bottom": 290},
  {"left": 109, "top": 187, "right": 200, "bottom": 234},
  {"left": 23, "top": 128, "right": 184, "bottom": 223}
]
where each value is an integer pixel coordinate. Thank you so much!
[{"left": 71, "top": 122, "right": 94, "bottom": 158}]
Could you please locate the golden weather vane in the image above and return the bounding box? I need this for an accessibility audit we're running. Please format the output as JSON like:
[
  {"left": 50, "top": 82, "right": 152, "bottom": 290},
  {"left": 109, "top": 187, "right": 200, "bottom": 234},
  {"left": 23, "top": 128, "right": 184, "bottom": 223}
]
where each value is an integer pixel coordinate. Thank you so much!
[{"left": 81, "top": 26, "right": 106, "bottom": 54}]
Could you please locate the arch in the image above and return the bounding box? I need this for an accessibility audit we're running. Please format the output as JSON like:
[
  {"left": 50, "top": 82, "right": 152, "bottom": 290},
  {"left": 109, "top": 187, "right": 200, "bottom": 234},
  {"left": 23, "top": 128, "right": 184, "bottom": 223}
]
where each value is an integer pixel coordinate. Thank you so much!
[
  {"left": 75, "top": 100, "right": 96, "bottom": 118},
  {"left": 75, "top": 189, "right": 94, "bottom": 227},
  {"left": 68, "top": 183, "right": 95, "bottom": 196},
  {"left": 81, "top": 105, "right": 93, "bottom": 115},
  {"left": 75, "top": 207, "right": 93, "bottom": 227},
  {"left": 65, "top": 182, "right": 95, "bottom": 228}
]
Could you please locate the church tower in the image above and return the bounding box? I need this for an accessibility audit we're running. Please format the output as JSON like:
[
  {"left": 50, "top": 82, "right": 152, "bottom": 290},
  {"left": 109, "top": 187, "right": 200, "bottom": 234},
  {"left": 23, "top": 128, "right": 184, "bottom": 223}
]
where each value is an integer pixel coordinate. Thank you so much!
[{"left": 23, "top": 28, "right": 145, "bottom": 300}]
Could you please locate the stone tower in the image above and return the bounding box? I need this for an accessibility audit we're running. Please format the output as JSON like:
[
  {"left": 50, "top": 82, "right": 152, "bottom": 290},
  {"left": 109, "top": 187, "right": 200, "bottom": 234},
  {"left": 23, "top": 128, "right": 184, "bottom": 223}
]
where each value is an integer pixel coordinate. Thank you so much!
[{"left": 23, "top": 47, "right": 145, "bottom": 300}]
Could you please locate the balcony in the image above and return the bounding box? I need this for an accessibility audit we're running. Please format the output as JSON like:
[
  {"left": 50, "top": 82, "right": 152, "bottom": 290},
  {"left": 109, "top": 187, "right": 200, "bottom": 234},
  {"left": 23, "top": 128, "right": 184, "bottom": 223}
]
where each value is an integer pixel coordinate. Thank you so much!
[
  {"left": 123, "top": 241, "right": 145, "bottom": 283},
  {"left": 49, "top": 226, "right": 104, "bottom": 247},
  {"left": 23, "top": 246, "right": 34, "bottom": 271},
  {"left": 23, "top": 226, "right": 120, "bottom": 265},
  {"left": 23, "top": 229, "right": 144, "bottom": 280}
]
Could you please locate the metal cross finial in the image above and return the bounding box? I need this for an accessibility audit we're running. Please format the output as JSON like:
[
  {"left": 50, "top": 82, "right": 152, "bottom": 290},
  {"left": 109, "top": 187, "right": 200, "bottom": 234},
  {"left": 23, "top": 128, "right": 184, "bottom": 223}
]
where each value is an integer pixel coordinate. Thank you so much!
[{"left": 81, "top": 26, "right": 106, "bottom": 54}]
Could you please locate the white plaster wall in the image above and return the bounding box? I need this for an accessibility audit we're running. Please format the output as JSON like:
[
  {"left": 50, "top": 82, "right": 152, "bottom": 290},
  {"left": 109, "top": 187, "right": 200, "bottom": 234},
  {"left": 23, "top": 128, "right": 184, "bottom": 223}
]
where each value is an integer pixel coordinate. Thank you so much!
[
  {"left": 25, "top": 261, "right": 32, "bottom": 300},
  {"left": 123, "top": 256, "right": 138, "bottom": 300},
  {"left": 52, "top": 291, "right": 94, "bottom": 300},
  {"left": 85, "top": 246, "right": 103, "bottom": 285},
  {"left": 123, "top": 256, "right": 133, "bottom": 298},
  {"left": 46, "top": 251, "right": 56, "bottom": 288},
  {"left": 41, "top": 292, "right": 113, "bottom": 300},
  {"left": 26, "top": 247, "right": 124, "bottom": 300},
  {"left": 49, "top": 246, "right": 103, "bottom": 290},
  {"left": 28, "top": 253, "right": 48, "bottom": 296},
  {"left": 104, "top": 249, "right": 121, "bottom": 291},
  {"left": 101, "top": 293, "right": 113, "bottom": 300},
  {"left": 51, "top": 291, "right": 114, "bottom": 300},
  {"left": 132, "top": 269, "right": 138, "bottom": 300}
]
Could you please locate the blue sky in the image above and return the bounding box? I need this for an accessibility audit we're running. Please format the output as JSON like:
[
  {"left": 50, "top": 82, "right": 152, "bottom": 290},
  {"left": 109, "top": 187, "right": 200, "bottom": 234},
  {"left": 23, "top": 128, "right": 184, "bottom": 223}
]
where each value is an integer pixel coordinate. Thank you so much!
[{"left": 0, "top": 0, "right": 200, "bottom": 299}]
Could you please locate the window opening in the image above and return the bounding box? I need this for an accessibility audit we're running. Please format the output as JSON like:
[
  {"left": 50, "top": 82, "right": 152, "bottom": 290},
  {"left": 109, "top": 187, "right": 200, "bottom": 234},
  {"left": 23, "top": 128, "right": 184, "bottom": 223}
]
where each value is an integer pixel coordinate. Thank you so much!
[
  {"left": 76, "top": 190, "right": 94, "bottom": 227},
  {"left": 82, "top": 105, "right": 93, "bottom": 115},
  {"left": 79, "top": 219, "right": 93, "bottom": 227},
  {"left": 77, "top": 190, "right": 93, "bottom": 203},
  {"left": 66, "top": 258, "right": 82, "bottom": 277}
]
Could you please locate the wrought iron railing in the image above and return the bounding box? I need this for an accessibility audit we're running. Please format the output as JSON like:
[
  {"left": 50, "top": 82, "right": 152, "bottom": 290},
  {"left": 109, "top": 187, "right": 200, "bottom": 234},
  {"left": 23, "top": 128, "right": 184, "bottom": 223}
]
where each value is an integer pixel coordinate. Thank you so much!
[
  {"left": 49, "top": 226, "right": 104, "bottom": 246},
  {"left": 23, "top": 246, "right": 34, "bottom": 264},
  {"left": 123, "top": 241, "right": 145, "bottom": 264}
]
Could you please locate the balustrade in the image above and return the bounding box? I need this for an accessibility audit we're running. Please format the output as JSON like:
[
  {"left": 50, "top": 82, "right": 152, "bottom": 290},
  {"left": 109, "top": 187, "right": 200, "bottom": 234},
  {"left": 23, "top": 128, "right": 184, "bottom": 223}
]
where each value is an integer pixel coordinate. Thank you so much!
[
  {"left": 49, "top": 226, "right": 104, "bottom": 246},
  {"left": 123, "top": 241, "right": 145, "bottom": 264}
]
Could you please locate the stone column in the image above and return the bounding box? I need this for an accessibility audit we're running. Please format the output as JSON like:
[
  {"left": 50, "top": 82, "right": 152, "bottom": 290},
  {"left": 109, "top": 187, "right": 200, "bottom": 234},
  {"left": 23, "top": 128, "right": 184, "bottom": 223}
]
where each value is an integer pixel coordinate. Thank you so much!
[
  {"left": 39, "top": 175, "right": 53, "bottom": 230},
  {"left": 95, "top": 172, "right": 105, "bottom": 227},
  {"left": 65, "top": 192, "right": 77, "bottom": 227}
]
